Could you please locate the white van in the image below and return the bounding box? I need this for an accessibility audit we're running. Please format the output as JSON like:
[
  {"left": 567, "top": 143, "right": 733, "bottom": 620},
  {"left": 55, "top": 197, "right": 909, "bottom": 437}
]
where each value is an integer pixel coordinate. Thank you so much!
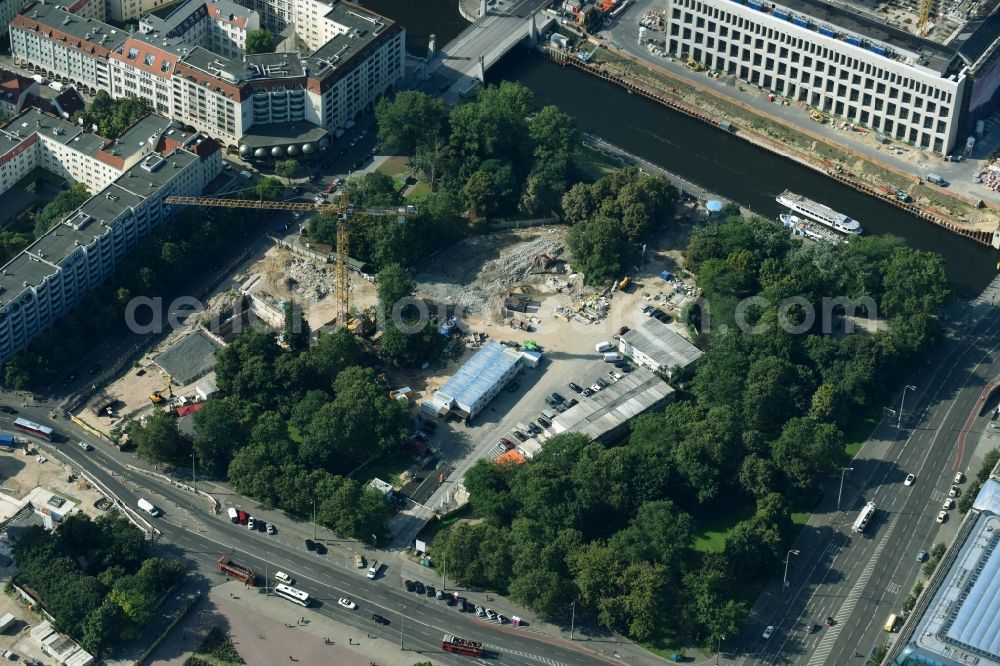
[
  {"left": 137, "top": 498, "right": 161, "bottom": 517},
  {"left": 275, "top": 571, "right": 294, "bottom": 585},
  {"left": 595, "top": 341, "right": 613, "bottom": 353},
  {"left": 517, "top": 422, "right": 533, "bottom": 437},
  {"left": 603, "top": 352, "right": 623, "bottom": 362}
]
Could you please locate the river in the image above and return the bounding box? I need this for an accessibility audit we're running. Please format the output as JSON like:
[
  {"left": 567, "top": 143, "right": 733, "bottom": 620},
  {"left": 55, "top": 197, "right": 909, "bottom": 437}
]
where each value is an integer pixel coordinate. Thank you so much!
[{"left": 358, "top": 0, "right": 998, "bottom": 296}]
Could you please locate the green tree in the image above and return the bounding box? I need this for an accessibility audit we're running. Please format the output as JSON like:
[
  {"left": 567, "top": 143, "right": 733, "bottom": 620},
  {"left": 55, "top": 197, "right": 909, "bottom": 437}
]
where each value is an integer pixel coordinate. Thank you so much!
[
  {"left": 374, "top": 91, "right": 449, "bottom": 155},
  {"left": 350, "top": 171, "right": 400, "bottom": 208},
  {"left": 254, "top": 176, "right": 283, "bottom": 200},
  {"left": 127, "top": 409, "right": 182, "bottom": 464},
  {"left": 245, "top": 28, "right": 276, "bottom": 54},
  {"left": 72, "top": 91, "right": 152, "bottom": 139},
  {"left": 0, "top": 231, "right": 29, "bottom": 263},
  {"left": 881, "top": 247, "right": 951, "bottom": 317},
  {"left": 462, "top": 159, "right": 517, "bottom": 218},
  {"left": 977, "top": 448, "right": 1000, "bottom": 482},
  {"left": 193, "top": 398, "right": 248, "bottom": 477},
  {"left": 567, "top": 216, "right": 629, "bottom": 285},
  {"left": 274, "top": 158, "right": 299, "bottom": 183},
  {"left": 33, "top": 183, "right": 90, "bottom": 238},
  {"left": 80, "top": 601, "right": 123, "bottom": 656},
  {"left": 282, "top": 299, "right": 310, "bottom": 352}
]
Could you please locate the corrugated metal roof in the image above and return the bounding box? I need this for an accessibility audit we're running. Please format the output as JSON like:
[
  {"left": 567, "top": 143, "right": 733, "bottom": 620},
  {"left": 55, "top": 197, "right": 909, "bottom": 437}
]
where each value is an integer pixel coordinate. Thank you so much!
[
  {"left": 620, "top": 319, "right": 702, "bottom": 370},
  {"left": 434, "top": 341, "right": 521, "bottom": 411}
]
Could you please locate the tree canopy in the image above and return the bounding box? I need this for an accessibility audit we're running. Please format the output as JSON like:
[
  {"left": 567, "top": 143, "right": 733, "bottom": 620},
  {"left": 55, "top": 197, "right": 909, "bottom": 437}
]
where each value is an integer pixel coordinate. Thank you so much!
[
  {"left": 72, "top": 92, "right": 152, "bottom": 139},
  {"left": 245, "top": 29, "right": 276, "bottom": 54},
  {"left": 34, "top": 183, "right": 91, "bottom": 238}
]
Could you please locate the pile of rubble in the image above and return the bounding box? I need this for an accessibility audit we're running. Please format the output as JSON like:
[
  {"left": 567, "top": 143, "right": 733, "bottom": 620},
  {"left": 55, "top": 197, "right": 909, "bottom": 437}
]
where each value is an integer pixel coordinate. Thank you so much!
[
  {"left": 281, "top": 257, "right": 336, "bottom": 302},
  {"left": 416, "top": 234, "right": 565, "bottom": 315},
  {"left": 553, "top": 295, "right": 611, "bottom": 324}
]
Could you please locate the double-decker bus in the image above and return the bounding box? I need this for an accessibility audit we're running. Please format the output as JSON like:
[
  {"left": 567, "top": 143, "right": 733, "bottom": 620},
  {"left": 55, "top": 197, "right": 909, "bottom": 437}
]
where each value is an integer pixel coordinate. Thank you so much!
[
  {"left": 852, "top": 501, "right": 877, "bottom": 533},
  {"left": 274, "top": 583, "right": 310, "bottom": 607},
  {"left": 13, "top": 418, "right": 53, "bottom": 441},
  {"left": 442, "top": 634, "right": 484, "bottom": 657}
]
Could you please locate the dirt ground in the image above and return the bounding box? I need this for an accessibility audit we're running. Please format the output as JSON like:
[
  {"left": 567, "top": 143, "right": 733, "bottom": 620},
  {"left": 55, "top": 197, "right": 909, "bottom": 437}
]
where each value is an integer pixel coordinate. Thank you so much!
[
  {"left": 0, "top": 591, "right": 53, "bottom": 665},
  {"left": 0, "top": 449, "right": 106, "bottom": 520}
]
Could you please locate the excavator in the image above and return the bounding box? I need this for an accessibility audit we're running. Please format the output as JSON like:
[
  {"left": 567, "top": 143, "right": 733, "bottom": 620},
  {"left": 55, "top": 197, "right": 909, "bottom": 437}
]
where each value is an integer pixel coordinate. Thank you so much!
[{"left": 149, "top": 376, "right": 174, "bottom": 405}]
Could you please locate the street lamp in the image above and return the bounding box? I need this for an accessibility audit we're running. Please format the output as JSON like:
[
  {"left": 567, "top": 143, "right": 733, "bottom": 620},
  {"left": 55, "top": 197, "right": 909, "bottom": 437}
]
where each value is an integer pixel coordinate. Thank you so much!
[
  {"left": 191, "top": 452, "right": 196, "bottom": 494},
  {"left": 898, "top": 385, "right": 916, "bottom": 429},
  {"left": 838, "top": 467, "right": 854, "bottom": 511},
  {"left": 569, "top": 600, "right": 576, "bottom": 640},
  {"left": 265, "top": 550, "right": 270, "bottom": 596},
  {"left": 783, "top": 549, "right": 800, "bottom": 589},
  {"left": 716, "top": 634, "right": 725, "bottom": 666},
  {"left": 399, "top": 603, "right": 405, "bottom": 651},
  {"left": 312, "top": 498, "right": 317, "bottom": 540}
]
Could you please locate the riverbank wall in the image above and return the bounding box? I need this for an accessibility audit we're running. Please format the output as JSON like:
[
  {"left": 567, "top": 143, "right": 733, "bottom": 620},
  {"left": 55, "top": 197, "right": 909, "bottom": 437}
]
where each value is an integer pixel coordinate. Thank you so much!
[{"left": 539, "top": 46, "right": 999, "bottom": 249}]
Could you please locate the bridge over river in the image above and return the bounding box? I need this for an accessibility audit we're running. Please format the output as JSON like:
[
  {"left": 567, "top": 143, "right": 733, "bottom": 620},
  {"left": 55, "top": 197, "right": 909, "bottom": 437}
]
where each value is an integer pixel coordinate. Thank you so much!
[{"left": 418, "top": 0, "right": 556, "bottom": 103}]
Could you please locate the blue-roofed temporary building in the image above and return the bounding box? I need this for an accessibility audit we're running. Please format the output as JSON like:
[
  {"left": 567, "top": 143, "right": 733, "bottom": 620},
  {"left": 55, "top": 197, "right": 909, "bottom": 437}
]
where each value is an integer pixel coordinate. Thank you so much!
[{"left": 429, "top": 341, "right": 522, "bottom": 420}]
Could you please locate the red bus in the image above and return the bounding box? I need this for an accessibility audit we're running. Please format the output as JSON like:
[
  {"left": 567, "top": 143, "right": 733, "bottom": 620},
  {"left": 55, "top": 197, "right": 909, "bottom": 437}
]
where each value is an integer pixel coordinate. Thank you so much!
[
  {"left": 14, "top": 417, "right": 53, "bottom": 441},
  {"left": 442, "top": 634, "right": 483, "bottom": 657}
]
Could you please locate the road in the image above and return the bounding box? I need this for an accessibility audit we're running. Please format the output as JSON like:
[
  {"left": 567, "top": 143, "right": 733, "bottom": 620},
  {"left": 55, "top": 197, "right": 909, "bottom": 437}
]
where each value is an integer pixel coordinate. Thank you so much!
[
  {"left": 422, "top": 0, "right": 551, "bottom": 102},
  {"left": 734, "top": 280, "right": 1000, "bottom": 665},
  {"left": 0, "top": 398, "right": 636, "bottom": 666}
]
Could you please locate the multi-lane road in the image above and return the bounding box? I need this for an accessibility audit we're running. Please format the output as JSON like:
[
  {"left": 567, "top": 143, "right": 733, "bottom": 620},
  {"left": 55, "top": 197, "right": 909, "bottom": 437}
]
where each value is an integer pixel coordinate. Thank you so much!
[
  {"left": 1, "top": 399, "right": 623, "bottom": 666},
  {"left": 737, "top": 286, "right": 1000, "bottom": 665}
]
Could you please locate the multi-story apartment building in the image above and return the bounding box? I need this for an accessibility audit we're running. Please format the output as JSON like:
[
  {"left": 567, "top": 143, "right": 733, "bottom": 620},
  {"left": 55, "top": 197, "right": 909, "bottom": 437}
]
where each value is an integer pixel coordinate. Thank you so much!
[
  {"left": 663, "top": 0, "right": 1000, "bottom": 154},
  {"left": 0, "top": 109, "right": 220, "bottom": 362},
  {"left": 11, "top": 0, "right": 404, "bottom": 157},
  {"left": 0, "top": 108, "right": 177, "bottom": 196}
]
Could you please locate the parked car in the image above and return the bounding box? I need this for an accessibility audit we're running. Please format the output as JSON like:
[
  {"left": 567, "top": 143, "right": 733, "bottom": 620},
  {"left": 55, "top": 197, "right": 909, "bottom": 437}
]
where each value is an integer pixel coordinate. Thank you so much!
[
  {"left": 596, "top": 377, "right": 611, "bottom": 388},
  {"left": 315, "top": 543, "right": 327, "bottom": 555},
  {"left": 954, "top": 472, "right": 966, "bottom": 484},
  {"left": 475, "top": 606, "right": 486, "bottom": 617},
  {"left": 497, "top": 614, "right": 508, "bottom": 624},
  {"left": 266, "top": 523, "right": 276, "bottom": 535},
  {"left": 485, "top": 609, "right": 498, "bottom": 620},
  {"left": 551, "top": 392, "right": 566, "bottom": 404},
  {"left": 436, "top": 589, "right": 446, "bottom": 600},
  {"left": 916, "top": 550, "right": 928, "bottom": 562},
  {"left": 936, "top": 511, "right": 948, "bottom": 523},
  {"left": 949, "top": 486, "right": 961, "bottom": 498},
  {"left": 582, "top": 388, "right": 593, "bottom": 397},
  {"left": 943, "top": 498, "right": 955, "bottom": 510},
  {"left": 426, "top": 586, "right": 436, "bottom": 597},
  {"left": 544, "top": 396, "right": 557, "bottom": 407},
  {"left": 500, "top": 438, "right": 515, "bottom": 450},
  {"left": 247, "top": 518, "right": 255, "bottom": 530},
  {"left": 404, "top": 580, "right": 415, "bottom": 592},
  {"left": 305, "top": 539, "right": 316, "bottom": 551},
  {"left": 512, "top": 430, "right": 528, "bottom": 442},
  {"left": 566, "top": 398, "right": 578, "bottom": 408},
  {"left": 414, "top": 581, "right": 426, "bottom": 594},
  {"left": 569, "top": 382, "right": 582, "bottom": 393},
  {"left": 617, "top": 326, "right": 630, "bottom": 335}
]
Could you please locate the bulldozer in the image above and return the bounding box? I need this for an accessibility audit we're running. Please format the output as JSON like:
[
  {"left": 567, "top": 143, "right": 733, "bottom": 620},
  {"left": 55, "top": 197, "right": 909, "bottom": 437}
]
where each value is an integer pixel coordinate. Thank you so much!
[
  {"left": 685, "top": 59, "right": 704, "bottom": 71},
  {"left": 809, "top": 110, "right": 826, "bottom": 123},
  {"left": 347, "top": 307, "right": 377, "bottom": 338}
]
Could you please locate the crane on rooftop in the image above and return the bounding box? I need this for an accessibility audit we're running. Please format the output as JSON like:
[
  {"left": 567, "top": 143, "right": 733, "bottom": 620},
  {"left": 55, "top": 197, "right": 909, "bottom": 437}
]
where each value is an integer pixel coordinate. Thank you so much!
[
  {"left": 163, "top": 193, "right": 416, "bottom": 326},
  {"left": 917, "top": 0, "right": 934, "bottom": 36}
]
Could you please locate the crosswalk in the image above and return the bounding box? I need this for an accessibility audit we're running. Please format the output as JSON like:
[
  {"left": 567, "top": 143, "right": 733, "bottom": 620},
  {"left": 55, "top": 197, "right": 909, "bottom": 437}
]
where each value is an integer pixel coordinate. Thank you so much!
[
  {"left": 491, "top": 645, "right": 574, "bottom": 666},
  {"left": 805, "top": 514, "right": 899, "bottom": 666}
]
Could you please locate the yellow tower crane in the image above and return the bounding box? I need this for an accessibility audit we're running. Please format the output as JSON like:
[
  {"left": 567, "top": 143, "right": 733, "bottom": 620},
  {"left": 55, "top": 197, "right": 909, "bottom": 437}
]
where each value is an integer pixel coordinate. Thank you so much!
[
  {"left": 163, "top": 194, "right": 416, "bottom": 325},
  {"left": 917, "top": 0, "right": 934, "bottom": 36}
]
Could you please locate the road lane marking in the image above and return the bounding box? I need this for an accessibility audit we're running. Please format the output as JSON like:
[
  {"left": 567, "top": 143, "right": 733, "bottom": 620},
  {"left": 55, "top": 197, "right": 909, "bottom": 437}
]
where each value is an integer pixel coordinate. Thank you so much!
[{"left": 804, "top": 513, "right": 898, "bottom": 666}]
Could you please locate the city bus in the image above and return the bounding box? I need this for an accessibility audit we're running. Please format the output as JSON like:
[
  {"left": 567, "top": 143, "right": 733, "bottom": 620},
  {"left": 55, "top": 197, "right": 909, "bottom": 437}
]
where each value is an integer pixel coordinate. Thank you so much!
[
  {"left": 13, "top": 418, "right": 53, "bottom": 441},
  {"left": 274, "top": 583, "right": 310, "bottom": 607},
  {"left": 442, "top": 634, "right": 484, "bottom": 657}
]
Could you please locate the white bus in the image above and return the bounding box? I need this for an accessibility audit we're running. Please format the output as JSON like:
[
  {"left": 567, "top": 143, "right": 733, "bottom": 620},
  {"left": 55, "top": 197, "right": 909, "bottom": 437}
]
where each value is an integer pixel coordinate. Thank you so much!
[
  {"left": 852, "top": 501, "right": 877, "bottom": 533},
  {"left": 274, "top": 583, "right": 310, "bottom": 607}
]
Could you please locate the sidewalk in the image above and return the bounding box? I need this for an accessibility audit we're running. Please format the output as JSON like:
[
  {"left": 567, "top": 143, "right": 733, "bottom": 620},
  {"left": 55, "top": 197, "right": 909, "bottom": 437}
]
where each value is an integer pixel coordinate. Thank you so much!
[{"left": 145, "top": 581, "right": 441, "bottom": 665}]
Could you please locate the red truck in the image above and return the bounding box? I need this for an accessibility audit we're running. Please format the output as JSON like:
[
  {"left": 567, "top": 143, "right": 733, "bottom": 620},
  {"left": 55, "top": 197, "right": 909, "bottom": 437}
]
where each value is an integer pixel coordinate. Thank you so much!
[
  {"left": 218, "top": 555, "right": 257, "bottom": 586},
  {"left": 442, "top": 634, "right": 483, "bottom": 657}
]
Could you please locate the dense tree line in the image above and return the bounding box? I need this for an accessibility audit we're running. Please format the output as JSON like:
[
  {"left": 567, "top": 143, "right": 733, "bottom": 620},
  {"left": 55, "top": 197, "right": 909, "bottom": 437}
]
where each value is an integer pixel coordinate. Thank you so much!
[
  {"left": 12, "top": 513, "right": 182, "bottom": 656},
  {"left": 564, "top": 167, "right": 679, "bottom": 284},
  {"left": 72, "top": 92, "right": 153, "bottom": 140},
  {"left": 124, "top": 326, "right": 404, "bottom": 540},
  {"left": 434, "top": 216, "right": 951, "bottom": 646},
  {"left": 375, "top": 84, "right": 580, "bottom": 221},
  {"left": 33, "top": 182, "right": 91, "bottom": 238}
]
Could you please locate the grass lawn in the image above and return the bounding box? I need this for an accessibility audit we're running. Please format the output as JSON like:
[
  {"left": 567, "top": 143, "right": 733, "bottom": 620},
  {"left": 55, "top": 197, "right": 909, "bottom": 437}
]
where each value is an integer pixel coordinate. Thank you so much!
[
  {"left": 692, "top": 500, "right": 755, "bottom": 553},
  {"left": 355, "top": 449, "right": 417, "bottom": 488},
  {"left": 406, "top": 181, "right": 432, "bottom": 199},
  {"left": 638, "top": 639, "right": 688, "bottom": 661},
  {"left": 414, "top": 505, "right": 476, "bottom": 545},
  {"left": 376, "top": 155, "right": 410, "bottom": 178},
  {"left": 287, "top": 423, "right": 304, "bottom": 443},
  {"left": 573, "top": 144, "right": 623, "bottom": 180},
  {"left": 842, "top": 404, "right": 881, "bottom": 458}
]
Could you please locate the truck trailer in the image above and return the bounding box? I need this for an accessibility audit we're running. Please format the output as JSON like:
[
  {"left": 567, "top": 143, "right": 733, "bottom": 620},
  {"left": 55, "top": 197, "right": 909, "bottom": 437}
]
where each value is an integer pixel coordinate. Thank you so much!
[{"left": 218, "top": 555, "right": 257, "bottom": 586}]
